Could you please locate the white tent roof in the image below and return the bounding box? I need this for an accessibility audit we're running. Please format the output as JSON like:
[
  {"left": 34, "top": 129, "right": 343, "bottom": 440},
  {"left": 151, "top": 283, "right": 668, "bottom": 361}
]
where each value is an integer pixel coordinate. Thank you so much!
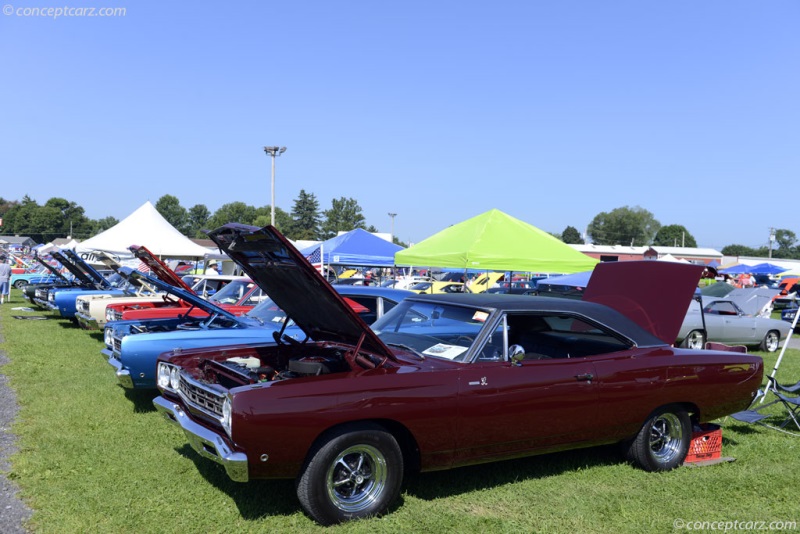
[{"left": 75, "top": 201, "right": 212, "bottom": 258}]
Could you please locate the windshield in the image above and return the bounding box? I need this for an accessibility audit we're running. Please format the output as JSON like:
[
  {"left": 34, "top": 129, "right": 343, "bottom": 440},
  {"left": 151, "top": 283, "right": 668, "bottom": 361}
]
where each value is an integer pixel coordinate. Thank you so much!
[
  {"left": 209, "top": 279, "right": 258, "bottom": 305},
  {"left": 371, "top": 299, "right": 494, "bottom": 362},
  {"left": 247, "top": 297, "right": 293, "bottom": 326}
]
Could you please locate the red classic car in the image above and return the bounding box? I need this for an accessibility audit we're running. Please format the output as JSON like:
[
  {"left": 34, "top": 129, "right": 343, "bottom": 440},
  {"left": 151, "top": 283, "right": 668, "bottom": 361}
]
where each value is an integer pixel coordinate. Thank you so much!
[
  {"left": 154, "top": 225, "right": 763, "bottom": 525},
  {"left": 105, "top": 276, "right": 263, "bottom": 322}
]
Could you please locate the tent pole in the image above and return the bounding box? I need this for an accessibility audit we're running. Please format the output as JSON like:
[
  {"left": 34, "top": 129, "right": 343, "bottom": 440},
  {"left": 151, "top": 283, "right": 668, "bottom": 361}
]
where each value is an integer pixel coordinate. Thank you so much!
[{"left": 761, "top": 305, "right": 800, "bottom": 401}]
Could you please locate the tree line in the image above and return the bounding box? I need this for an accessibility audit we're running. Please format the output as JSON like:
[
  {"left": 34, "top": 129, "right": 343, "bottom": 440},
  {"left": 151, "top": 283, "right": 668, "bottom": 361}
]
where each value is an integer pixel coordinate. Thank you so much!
[{"left": 1, "top": 196, "right": 797, "bottom": 258}]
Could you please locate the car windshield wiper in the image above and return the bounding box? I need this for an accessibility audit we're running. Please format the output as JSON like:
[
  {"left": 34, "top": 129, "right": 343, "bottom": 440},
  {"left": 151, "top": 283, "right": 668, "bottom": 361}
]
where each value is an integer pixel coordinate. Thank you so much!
[{"left": 385, "top": 343, "right": 425, "bottom": 360}]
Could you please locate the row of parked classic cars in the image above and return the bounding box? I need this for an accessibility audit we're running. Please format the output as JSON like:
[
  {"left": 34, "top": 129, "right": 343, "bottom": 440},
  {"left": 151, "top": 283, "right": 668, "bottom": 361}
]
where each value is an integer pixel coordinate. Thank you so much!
[{"left": 17, "top": 225, "right": 768, "bottom": 525}]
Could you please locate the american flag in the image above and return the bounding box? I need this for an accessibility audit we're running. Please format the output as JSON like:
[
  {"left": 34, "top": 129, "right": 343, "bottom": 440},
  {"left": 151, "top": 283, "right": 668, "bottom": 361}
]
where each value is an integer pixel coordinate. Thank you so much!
[
  {"left": 138, "top": 261, "right": 151, "bottom": 273},
  {"left": 306, "top": 247, "right": 324, "bottom": 274}
]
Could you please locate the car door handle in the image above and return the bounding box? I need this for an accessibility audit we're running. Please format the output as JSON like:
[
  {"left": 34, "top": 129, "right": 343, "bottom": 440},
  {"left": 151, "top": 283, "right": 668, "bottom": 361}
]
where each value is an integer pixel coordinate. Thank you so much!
[{"left": 575, "top": 373, "right": 594, "bottom": 382}]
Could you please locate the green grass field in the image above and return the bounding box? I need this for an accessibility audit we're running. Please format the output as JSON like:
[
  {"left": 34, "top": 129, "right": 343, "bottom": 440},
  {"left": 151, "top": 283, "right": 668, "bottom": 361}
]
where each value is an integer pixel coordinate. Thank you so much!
[{"left": 1, "top": 287, "right": 799, "bottom": 533}]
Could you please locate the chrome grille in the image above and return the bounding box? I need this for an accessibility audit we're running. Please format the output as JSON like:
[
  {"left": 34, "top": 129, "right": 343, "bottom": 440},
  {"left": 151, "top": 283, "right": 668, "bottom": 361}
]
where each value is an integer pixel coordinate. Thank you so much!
[
  {"left": 179, "top": 375, "right": 224, "bottom": 418},
  {"left": 111, "top": 310, "right": 123, "bottom": 321},
  {"left": 35, "top": 288, "right": 47, "bottom": 299},
  {"left": 113, "top": 336, "right": 122, "bottom": 353},
  {"left": 78, "top": 300, "right": 89, "bottom": 313}
]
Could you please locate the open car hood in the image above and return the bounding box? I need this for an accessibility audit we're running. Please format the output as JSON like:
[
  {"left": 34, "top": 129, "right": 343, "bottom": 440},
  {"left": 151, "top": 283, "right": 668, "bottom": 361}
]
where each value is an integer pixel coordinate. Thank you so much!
[
  {"left": 92, "top": 251, "right": 150, "bottom": 291},
  {"left": 63, "top": 249, "right": 112, "bottom": 288},
  {"left": 206, "top": 224, "right": 397, "bottom": 362},
  {"left": 118, "top": 267, "right": 239, "bottom": 321},
  {"left": 129, "top": 245, "right": 195, "bottom": 292},
  {"left": 34, "top": 255, "right": 70, "bottom": 283},
  {"left": 582, "top": 261, "right": 704, "bottom": 345},
  {"left": 51, "top": 250, "right": 101, "bottom": 287}
]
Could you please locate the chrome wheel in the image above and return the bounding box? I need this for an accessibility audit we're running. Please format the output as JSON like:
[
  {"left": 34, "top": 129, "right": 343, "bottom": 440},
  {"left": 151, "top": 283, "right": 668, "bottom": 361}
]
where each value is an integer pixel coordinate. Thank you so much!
[
  {"left": 761, "top": 331, "right": 779, "bottom": 352},
  {"left": 682, "top": 330, "right": 705, "bottom": 350},
  {"left": 326, "top": 444, "right": 388, "bottom": 513},
  {"left": 649, "top": 413, "right": 685, "bottom": 465},
  {"left": 626, "top": 406, "right": 690, "bottom": 471},
  {"left": 296, "top": 425, "right": 403, "bottom": 525}
]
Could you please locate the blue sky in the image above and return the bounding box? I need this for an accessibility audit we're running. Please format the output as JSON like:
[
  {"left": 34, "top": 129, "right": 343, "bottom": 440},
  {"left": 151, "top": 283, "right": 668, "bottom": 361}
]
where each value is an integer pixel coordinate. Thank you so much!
[{"left": 1, "top": 1, "right": 798, "bottom": 250}]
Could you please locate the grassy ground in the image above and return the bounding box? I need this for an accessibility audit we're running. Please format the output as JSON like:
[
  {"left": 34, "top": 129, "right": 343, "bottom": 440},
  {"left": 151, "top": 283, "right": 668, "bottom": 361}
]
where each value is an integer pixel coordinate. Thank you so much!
[{"left": 1, "top": 287, "right": 799, "bottom": 533}]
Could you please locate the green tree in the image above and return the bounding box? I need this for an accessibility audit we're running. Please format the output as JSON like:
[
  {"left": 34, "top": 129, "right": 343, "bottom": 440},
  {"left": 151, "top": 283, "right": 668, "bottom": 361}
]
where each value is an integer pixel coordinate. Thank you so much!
[
  {"left": 155, "top": 195, "right": 189, "bottom": 234},
  {"left": 561, "top": 226, "right": 584, "bottom": 244},
  {"left": 721, "top": 244, "right": 757, "bottom": 257},
  {"left": 187, "top": 204, "right": 211, "bottom": 238},
  {"left": 587, "top": 206, "right": 661, "bottom": 246},
  {"left": 321, "top": 197, "right": 366, "bottom": 239},
  {"left": 774, "top": 229, "right": 796, "bottom": 254},
  {"left": 43, "top": 197, "right": 93, "bottom": 239},
  {"left": 286, "top": 190, "right": 321, "bottom": 240},
  {"left": 90, "top": 216, "right": 119, "bottom": 237},
  {"left": 652, "top": 225, "right": 697, "bottom": 248},
  {"left": 207, "top": 202, "right": 259, "bottom": 229}
]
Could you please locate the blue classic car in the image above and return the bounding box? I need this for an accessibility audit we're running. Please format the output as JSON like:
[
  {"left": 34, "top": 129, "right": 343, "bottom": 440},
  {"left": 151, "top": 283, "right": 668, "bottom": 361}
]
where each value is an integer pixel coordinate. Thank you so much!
[
  {"left": 103, "top": 266, "right": 412, "bottom": 390},
  {"left": 39, "top": 250, "right": 131, "bottom": 319}
]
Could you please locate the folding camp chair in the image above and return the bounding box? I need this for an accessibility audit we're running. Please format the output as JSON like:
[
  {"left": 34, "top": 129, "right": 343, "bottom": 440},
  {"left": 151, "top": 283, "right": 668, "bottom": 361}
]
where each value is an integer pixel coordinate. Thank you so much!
[
  {"left": 705, "top": 342, "right": 748, "bottom": 353},
  {"left": 730, "top": 376, "right": 800, "bottom": 436}
]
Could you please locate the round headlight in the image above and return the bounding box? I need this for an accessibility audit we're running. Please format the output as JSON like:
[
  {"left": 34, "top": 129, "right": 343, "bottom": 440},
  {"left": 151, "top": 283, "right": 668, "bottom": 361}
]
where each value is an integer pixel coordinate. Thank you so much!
[
  {"left": 169, "top": 367, "right": 180, "bottom": 391},
  {"left": 222, "top": 396, "right": 232, "bottom": 437},
  {"left": 106, "top": 309, "right": 114, "bottom": 322},
  {"left": 157, "top": 364, "right": 171, "bottom": 389},
  {"left": 104, "top": 328, "right": 113, "bottom": 347}
]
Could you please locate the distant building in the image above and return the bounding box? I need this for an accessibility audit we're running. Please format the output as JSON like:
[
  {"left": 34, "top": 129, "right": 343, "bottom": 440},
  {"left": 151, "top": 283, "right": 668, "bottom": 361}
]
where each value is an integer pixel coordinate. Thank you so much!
[
  {"left": 571, "top": 244, "right": 723, "bottom": 265},
  {"left": 0, "top": 235, "right": 38, "bottom": 250}
]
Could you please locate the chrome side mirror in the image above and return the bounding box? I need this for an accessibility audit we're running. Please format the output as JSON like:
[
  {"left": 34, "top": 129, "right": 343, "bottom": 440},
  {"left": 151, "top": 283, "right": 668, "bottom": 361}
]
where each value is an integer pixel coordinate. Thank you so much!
[{"left": 509, "top": 344, "right": 525, "bottom": 365}]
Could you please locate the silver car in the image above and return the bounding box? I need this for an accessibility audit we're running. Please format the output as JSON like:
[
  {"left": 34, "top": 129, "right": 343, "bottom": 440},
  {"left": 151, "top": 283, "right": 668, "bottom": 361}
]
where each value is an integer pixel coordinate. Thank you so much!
[{"left": 677, "top": 296, "right": 792, "bottom": 352}]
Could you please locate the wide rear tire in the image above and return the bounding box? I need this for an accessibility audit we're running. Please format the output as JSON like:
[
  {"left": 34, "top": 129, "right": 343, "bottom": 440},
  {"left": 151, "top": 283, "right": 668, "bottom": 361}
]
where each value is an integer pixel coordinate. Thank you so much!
[
  {"left": 296, "top": 424, "right": 403, "bottom": 526},
  {"left": 626, "top": 406, "right": 691, "bottom": 471}
]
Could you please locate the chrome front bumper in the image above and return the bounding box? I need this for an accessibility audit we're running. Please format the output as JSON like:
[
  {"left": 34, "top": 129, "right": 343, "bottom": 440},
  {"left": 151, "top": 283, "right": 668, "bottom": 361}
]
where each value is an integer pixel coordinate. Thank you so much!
[
  {"left": 153, "top": 396, "right": 249, "bottom": 482},
  {"left": 75, "top": 312, "right": 100, "bottom": 330},
  {"left": 106, "top": 356, "right": 134, "bottom": 389}
]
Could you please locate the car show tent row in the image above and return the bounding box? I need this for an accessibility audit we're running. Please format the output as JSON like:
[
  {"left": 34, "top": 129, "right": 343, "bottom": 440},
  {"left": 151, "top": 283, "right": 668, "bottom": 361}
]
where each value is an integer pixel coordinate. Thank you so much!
[{"left": 394, "top": 209, "right": 599, "bottom": 274}]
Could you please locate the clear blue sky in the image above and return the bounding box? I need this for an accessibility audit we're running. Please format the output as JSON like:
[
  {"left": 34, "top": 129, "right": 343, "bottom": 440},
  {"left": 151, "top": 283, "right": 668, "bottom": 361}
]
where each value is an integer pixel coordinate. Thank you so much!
[{"left": 1, "top": 1, "right": 798, "bottom": 250}]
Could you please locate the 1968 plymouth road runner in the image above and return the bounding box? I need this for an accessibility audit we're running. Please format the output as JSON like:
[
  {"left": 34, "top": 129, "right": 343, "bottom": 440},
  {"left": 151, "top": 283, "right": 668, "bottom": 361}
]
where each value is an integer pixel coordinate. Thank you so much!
[{"left": 154, "top": 224, "right": 763, "bottom": 525}]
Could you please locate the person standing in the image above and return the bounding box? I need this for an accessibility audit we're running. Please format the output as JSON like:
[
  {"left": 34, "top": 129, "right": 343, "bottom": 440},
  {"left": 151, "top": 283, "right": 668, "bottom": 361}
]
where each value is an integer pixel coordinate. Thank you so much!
[{"left": 0, "top": 257, "right": 12, "bottom": 304}]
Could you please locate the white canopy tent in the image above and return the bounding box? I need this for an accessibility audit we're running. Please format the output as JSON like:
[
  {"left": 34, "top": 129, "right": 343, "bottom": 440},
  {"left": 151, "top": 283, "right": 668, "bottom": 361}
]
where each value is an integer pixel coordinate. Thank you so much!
[{"left": 74, "top": 201, "right": 214, "bottom": 261}]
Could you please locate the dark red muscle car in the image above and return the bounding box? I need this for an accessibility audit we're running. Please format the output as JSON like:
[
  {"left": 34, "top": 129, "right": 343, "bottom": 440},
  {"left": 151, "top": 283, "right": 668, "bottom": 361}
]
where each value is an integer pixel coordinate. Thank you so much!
[{"left": 153, "top": 224, "right": 763, "bottom": 525}]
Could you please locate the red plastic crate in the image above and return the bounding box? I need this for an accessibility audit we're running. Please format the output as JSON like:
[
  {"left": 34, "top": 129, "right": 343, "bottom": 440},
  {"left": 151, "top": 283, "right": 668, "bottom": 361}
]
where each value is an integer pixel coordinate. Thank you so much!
[{"left": 684, "top": 423, "right": 722, "bottom": 463}]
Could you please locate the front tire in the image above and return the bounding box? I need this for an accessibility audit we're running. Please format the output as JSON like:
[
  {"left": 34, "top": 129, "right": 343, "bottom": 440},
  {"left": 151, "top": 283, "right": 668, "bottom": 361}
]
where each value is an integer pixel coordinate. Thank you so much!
[
  {"left": 13, "top": 279, "right": 28, "bottom": 289},
  {"left": 296, "top": 424, "right": 403, "bottom": 526},
  {"left": 680, "top": 330, "right": 705, "bottom": 350},
  {"left": 626, "top": 406, "right": 691, "bottom": 471},
  {"left": 760, "top": 330, "right": 780, "bottom": 352}
]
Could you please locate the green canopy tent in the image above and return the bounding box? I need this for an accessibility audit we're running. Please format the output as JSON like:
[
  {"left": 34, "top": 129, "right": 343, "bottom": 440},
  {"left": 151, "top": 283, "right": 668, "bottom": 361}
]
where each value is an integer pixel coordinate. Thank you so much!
[{"left": 394, "top": 209, "right": 598, "bottom": 273}]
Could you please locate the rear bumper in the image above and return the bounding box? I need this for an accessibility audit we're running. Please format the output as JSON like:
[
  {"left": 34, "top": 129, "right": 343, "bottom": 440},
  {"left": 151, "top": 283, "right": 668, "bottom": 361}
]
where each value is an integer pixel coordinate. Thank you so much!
[{"left": 153, "top": 396, "right": 249, "bottom": 482}]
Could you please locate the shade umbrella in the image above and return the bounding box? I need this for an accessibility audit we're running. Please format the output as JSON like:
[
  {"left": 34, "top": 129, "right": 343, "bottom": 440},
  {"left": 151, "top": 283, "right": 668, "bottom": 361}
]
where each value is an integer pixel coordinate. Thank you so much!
[{"left": 748, "top": 263, "right": 790, "bottom": 275}]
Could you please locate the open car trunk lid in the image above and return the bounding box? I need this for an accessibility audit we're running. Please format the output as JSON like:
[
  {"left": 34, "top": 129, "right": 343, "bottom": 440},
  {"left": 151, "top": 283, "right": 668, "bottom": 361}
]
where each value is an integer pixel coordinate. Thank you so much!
[{"left": 582, "top": 261, "right": 704, "bottom": 345}]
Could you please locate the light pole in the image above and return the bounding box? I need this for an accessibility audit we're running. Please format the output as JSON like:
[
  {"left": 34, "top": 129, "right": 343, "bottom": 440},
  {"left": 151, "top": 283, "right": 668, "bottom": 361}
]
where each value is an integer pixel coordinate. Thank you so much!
[
  {"left": 263, "top": 146, "right": 287, "bottom": 226},
  {"left": 388, "top": 212, "right": 397, "bottom": 243}
]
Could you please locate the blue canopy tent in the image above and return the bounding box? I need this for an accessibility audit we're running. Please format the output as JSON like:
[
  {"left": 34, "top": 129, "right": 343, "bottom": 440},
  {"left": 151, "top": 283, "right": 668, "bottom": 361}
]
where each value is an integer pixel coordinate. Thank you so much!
[
  {"left": 748, "top": 263, "right": 789, "bottom": 275},
  {"left": 719, "top": 264, "right": 754, "bottom": 275},
  {"left": 299, "top": 228, "right": 404, "bottom": 267}
]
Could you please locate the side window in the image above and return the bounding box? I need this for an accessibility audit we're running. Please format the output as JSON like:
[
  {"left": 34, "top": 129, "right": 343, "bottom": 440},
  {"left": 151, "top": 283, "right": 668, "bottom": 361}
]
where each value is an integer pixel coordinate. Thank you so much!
[{"left": 506, "top": 313, "right": 630, "bottom": 360}]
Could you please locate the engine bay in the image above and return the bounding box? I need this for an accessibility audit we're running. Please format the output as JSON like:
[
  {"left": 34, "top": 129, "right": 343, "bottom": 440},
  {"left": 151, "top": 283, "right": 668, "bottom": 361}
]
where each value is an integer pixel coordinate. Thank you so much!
[{"left": 195, "top": 343, "right": 386, "bottom": 389}]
